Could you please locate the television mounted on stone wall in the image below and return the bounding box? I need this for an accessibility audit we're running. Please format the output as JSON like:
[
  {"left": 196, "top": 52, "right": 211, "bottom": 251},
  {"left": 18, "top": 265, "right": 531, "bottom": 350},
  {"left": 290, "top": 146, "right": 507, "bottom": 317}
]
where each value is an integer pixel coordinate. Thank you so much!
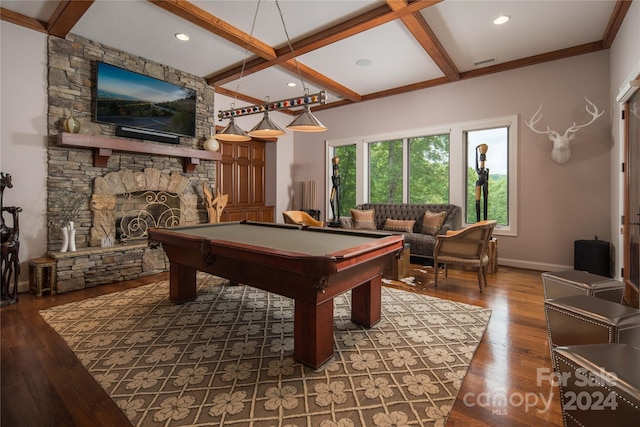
[{"left": 95, "top": 61, "right": 196, "bottom": 142}]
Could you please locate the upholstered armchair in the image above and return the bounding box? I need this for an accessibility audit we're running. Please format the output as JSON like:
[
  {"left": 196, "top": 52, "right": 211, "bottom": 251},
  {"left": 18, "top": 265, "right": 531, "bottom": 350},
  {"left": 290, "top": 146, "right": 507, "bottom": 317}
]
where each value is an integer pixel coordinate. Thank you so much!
[
  {"left": 283, "top": 210, "right": 324, "bottom": 227},
  {"left": 433, "top": 220, "right": 496, "bottom": 292}
]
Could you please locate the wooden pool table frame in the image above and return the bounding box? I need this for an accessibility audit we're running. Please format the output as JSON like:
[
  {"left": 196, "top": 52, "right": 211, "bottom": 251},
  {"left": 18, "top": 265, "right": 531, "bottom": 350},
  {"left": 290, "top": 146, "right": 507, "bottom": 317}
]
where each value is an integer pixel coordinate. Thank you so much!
[{"left": 148, "top": 221, "right": 404, "bottom": 368}]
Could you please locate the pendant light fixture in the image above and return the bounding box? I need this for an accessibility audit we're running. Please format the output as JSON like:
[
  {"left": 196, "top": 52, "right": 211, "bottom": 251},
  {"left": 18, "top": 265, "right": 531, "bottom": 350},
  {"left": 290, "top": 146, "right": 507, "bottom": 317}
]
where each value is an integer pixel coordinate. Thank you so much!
[
  {"left": 216, "top": 0, "right": 327, "bottom": 140},
  {"left": 287, "top": 104, "right": 326, "bottom": 132},
  {"left": 215, "top": 116, "right": 250, "bottom": 142},
  {"left": 248, "top": 97, "right": 286, "bottom": 138}
]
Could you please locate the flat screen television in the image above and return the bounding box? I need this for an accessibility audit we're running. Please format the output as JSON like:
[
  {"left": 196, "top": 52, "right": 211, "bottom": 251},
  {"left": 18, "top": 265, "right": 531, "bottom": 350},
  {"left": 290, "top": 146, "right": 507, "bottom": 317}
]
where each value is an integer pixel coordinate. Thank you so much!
[{"left": 95, "top": 62, "right": 196, "bottom": 139}]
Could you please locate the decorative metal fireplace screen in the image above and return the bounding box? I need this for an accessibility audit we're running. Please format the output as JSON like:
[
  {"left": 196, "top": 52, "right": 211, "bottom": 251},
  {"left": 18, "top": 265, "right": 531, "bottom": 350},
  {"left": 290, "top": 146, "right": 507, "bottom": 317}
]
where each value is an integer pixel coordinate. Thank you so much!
[
  {"left": 117, "top": 190, "right": 185, "bottom": 242},
  {"left": 90, "top": 168, "right": 198, "bottom": 247}
]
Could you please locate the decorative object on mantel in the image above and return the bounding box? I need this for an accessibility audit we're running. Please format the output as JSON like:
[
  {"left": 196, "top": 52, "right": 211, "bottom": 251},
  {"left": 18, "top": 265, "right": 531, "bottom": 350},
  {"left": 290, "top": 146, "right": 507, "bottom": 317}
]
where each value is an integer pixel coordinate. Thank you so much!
[
  {"left": 202, "top": 183, "right": 228, "bottom": 223},
  {"left": 216, "top": 0, "right": 327, "bottom": 141},
  {"left": 52, "top": 190, "right": 86, "bottom": 252},
  {"left": 63, "top": 108, "right": 81, "bottom": 134},
  {"left": 1, "top": 172, "right": 22, "bottom": 306},
  {"left": 525, "top": 97, "right": 604, "bottom": 164},
  {"left": 203, "top": 129, "right": 220, "bottom": 152}
]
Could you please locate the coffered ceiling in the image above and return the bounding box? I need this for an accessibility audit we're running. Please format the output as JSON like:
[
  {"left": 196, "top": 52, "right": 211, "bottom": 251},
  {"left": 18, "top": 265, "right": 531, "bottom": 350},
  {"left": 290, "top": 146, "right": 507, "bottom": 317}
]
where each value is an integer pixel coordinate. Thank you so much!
[{"left": 0, "top": 1, "right": 632, "bottom": 113}]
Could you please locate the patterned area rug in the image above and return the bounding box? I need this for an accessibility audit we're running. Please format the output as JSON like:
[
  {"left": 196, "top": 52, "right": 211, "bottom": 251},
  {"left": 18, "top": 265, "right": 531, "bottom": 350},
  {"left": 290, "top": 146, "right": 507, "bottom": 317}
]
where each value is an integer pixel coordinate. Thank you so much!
[{"left": 41, "top": 273, "right": 491, "bottom": 427}]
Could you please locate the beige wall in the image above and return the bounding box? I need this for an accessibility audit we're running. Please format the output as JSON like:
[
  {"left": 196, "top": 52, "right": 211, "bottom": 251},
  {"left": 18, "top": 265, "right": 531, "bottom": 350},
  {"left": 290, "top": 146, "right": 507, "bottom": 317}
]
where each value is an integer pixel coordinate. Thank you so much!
[
  {"left": 1, "top": 21, "right": 49, "bottom": 287},
  {"left": 293, "top": 51, "right": 612, "bottom": 272}
]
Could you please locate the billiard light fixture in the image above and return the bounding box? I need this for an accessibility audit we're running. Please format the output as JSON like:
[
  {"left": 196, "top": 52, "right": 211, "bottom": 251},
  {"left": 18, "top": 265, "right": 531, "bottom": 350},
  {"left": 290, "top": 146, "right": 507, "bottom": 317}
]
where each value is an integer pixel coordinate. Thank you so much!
[
  {"left": 215, "top": 0, "right": 327, "bottom": 141},
  {"left": 216, "top": 90, "right": 328, "bottom": 140}
]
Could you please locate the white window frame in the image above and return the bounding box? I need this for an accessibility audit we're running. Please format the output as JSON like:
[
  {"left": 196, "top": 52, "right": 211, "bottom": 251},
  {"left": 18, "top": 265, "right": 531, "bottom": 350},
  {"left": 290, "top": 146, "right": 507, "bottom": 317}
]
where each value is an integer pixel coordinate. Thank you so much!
[{"left": 325, "top": 114, "right": 518, "bottom": 236}]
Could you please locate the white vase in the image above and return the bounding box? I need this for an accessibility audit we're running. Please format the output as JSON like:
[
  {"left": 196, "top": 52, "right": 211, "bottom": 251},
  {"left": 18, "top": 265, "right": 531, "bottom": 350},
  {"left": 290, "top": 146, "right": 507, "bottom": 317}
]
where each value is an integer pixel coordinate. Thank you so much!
[
  {"left": 60, "top": 227, "right": 69, "bottom": 252},
  {"left": 69, "top": 228, "right": 77, "bottom": 252},
  {"left": 203, "top": 136, "right": 220, "bottom": 152}
]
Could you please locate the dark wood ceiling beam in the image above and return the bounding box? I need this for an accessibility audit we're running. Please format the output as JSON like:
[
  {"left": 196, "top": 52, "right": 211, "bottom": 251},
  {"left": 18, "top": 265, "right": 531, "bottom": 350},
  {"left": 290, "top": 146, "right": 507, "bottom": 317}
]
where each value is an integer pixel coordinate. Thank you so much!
[
  {"left": 460, "top": 41, "right": 605, "bottom": 79},
  {"left": 279, "top": 60, "right": 362, "bottom": 102},
  {"left": 152, "top": 0, "right": 362, "bottom": 102},
  {"left": 0, "top": 7, "right": 48, "bottom": 33},
  {"left": 386, "top": 0, "right": 460, "bottom": 81},
  {"left": 148, "top": 0, "right": 277, "bottom": 60},
  {"left": 601, "top": 0, "right": 632, "bottom": 48},
  {"left": 47, "top": 0, "right": 94, "bottom": 38},
  {"left": 208, "top": 0, "right": 442, "bottom": 87}
]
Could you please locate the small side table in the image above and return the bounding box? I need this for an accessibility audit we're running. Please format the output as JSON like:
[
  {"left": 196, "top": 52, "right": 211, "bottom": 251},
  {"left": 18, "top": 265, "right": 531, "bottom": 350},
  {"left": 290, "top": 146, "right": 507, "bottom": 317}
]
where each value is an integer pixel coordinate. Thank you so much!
[
  {"left": 383, "top": 243, "right": 410, "bottom": 280},
  {"left": 487, "top": 238, "right": 498, "bottom": 274},
  {"left": 28, "top": 257, "right": 57, "bottom": 297}
]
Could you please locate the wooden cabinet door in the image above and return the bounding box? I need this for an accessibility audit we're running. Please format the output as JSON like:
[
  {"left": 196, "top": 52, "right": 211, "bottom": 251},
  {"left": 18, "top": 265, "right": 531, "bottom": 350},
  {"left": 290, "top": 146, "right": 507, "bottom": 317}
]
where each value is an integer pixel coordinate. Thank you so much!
[{"left": 217, "top": 140, "right": 272, "bottom": 222}]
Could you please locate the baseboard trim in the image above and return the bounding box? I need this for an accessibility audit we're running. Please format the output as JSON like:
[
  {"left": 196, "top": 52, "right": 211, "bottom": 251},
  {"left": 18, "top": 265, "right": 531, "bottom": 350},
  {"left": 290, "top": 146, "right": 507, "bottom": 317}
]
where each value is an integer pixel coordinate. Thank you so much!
[{"left": 498, "top": 258, "right": 572, "bottom": 273}]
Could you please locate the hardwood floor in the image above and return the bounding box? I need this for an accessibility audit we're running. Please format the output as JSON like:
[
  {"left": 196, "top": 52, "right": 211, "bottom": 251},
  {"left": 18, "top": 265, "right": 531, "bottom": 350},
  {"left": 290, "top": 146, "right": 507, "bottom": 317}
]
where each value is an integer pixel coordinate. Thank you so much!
[{"left": 1, "top": 265, "right": 563, "bottom": 426}]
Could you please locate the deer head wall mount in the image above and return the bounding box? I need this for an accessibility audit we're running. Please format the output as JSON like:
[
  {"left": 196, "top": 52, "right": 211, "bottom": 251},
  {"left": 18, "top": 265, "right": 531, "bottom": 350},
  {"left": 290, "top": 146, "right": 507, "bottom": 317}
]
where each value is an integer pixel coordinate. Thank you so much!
[{"left": 525, "top": 97, "right": 604, "bottom": 164}]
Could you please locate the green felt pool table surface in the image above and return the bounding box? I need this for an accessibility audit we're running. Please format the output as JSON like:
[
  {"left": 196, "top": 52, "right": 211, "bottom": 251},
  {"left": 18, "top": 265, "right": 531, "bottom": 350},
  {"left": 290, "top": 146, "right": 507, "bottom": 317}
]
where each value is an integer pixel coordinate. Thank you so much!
[{"left": 161, "top": 221, "right": 393, "bottom": 257}]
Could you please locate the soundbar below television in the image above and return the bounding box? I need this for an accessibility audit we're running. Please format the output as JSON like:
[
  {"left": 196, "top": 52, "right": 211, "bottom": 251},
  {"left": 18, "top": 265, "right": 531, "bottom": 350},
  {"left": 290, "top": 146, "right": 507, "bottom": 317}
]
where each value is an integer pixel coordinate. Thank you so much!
[{"left": 95, "top": 62, "right": 196, "bottom": 141}]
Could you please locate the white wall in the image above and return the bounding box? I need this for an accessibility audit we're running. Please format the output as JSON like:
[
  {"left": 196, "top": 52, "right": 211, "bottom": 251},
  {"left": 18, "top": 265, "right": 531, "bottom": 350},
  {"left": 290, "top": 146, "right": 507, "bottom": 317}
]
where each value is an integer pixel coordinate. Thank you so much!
[
  {"left": 609, "top": 0, "right": 640, "bottom": 280},
  {"left": 293, "top": 51, "right": 612, "bottom": 272},
  {"left": 1, "top": 21, "right": 49, "bottom": 286}
]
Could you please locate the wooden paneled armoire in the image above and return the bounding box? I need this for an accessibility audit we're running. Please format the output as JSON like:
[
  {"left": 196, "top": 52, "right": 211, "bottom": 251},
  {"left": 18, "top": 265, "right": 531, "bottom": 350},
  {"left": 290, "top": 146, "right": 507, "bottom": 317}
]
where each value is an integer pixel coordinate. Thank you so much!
[{"left": 217, "top": 140, "right": 275, "bottom": 222}]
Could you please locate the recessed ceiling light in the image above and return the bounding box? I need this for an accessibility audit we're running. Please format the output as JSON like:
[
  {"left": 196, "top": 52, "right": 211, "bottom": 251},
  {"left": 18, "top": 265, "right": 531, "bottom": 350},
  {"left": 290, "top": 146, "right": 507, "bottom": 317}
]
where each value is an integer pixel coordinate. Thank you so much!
[
  {"left": 175, "top": 33, "right": 190, "bottom": 41},
  {"left": 493, "top": 15, "right": 510, "bottom": 25},
  {"left": 287, "top": 82, "right": 297, "bottom": 87},
  {"left": 356, "top": 58, "right": 372, "bottom": 67}
]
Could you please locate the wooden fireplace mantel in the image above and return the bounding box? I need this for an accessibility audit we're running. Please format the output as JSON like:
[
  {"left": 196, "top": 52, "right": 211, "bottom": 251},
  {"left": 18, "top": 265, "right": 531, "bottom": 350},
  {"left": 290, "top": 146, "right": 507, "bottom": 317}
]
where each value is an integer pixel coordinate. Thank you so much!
[{"left": 56, "top": 132, "right": 222, "bottom": 173}]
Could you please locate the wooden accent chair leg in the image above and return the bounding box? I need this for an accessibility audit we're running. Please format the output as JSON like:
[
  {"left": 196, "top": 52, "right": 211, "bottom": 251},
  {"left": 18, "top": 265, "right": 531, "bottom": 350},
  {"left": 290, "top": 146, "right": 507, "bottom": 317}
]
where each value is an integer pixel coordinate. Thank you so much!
[
  {"left": 477, "top": 267, "right": 483, "bottom": 293},
  {"left": 483, "top": 266, "right": 488, "bottom": 288}
]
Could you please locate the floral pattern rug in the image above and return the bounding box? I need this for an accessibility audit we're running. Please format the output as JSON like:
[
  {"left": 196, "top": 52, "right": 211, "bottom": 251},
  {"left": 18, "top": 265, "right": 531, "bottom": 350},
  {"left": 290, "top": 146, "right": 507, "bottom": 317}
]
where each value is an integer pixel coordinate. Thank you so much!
[{"left": 40, "top": 273, "right": 491, "bottom": 427}]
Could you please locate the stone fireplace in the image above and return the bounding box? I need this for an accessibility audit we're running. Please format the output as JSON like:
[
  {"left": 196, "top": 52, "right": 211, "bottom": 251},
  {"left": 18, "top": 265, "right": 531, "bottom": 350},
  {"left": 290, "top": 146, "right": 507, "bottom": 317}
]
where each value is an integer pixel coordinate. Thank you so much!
[{"left": 46, "top": 34, "right": 217, "bottom": 293}]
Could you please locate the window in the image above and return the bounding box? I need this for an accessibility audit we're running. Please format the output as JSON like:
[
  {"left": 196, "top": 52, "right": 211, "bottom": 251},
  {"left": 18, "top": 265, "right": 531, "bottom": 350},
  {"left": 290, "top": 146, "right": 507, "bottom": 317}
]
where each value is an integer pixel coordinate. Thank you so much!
[
  {"left": 409, "top": 134, "right": 449, "bottom": 203},
  {"left": 368, "top": 139, "right": 403, "bottom": 203},
  {"left": 465, "top": 127, "right": 509, "bottom": 225},
  {"left": 332, "top": 144, "right": 356, "bottom": 217},
  {"left": 326, "top": 115, "right": 517, "bottom": 235}
]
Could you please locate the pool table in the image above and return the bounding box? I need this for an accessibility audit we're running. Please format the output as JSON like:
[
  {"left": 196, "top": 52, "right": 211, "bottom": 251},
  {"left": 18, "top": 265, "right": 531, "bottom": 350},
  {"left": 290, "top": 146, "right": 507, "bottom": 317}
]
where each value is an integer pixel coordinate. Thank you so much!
[{"left": 148, "top": 221, "right": 404, "bottom": 368}]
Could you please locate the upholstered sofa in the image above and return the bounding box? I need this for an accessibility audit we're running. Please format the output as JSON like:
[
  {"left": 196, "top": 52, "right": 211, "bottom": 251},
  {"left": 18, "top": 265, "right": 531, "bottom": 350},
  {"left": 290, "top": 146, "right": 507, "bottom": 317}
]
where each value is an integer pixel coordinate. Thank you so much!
[{"left": 339, "top": 203, "right": 462, "bottom": 260}]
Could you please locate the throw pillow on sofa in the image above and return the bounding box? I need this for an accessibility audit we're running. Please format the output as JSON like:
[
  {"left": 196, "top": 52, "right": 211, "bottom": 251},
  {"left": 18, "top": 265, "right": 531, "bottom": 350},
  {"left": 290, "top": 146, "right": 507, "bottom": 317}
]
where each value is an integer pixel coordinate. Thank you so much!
[
  {"left": 383, "top": 218, "right": 415, "bottom": 233},
  {"left": 350, "top": 209, "right": 377, "bottom": 230},
  {"left": 421, "top": 210, "right": 447, "bottom": 235}
]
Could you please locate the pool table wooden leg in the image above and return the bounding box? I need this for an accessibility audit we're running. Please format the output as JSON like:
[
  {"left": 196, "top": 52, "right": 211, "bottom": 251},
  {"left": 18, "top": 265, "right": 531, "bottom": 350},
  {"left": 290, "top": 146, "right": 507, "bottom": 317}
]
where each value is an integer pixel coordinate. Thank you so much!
[
  {"left": 351, "top": 276, "right": 382, "bottom": 328},
  {"left": 169, "top": 262, "right": 197, "bottom": 303},
  {"left": 294, "top": 298, "right": 334, "bottom": 369}
]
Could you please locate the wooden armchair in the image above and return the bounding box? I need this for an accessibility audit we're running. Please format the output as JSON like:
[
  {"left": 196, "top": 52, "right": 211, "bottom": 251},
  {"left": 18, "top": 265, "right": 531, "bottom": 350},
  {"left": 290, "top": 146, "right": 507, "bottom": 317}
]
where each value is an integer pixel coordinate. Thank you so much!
[
  {"left": 433, "top": 220, "right": 496, "bottom": 293},
  {"left": 282, "top": 210, "right": 324, "bottom": 227}
]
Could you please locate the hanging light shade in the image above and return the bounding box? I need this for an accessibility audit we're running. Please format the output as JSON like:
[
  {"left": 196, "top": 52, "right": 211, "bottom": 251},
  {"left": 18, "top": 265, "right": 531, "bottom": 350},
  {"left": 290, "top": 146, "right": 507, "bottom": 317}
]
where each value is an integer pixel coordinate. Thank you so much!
[
  {"left": 286, "top": 106, "right": 327, "bottom": 132},
  {"left": 248, "top": 112, "right": 286, "bottom": 138},
  {"left": 215, "top": 117, "right": 251, "bottom": 141}
]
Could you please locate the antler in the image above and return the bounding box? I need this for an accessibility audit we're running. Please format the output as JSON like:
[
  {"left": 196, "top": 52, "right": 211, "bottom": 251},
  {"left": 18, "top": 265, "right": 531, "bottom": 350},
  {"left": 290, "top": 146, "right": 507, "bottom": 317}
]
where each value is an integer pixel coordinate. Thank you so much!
[
  {"left": 565, "top": 97, "right": 604, "bottom": 134},
  {"left": 525, "top": 105, "right": 555, "bottom": 136}
]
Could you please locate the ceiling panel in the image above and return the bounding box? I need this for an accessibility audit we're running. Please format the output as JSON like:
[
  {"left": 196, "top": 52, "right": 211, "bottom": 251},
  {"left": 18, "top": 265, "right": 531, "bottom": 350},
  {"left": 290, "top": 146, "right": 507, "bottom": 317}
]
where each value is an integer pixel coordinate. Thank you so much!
[
  {"left": 422, "top": 0, "right": 617, "bottom": 72},
  {"left": 218, "top": 64, "right": 338, "bottom": 110},
  {"left": 70, "top": 0, "right": 247, "bottom": 78},
  {"left": 298, "top": 20, "right": 445, "bottom": 95}
]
